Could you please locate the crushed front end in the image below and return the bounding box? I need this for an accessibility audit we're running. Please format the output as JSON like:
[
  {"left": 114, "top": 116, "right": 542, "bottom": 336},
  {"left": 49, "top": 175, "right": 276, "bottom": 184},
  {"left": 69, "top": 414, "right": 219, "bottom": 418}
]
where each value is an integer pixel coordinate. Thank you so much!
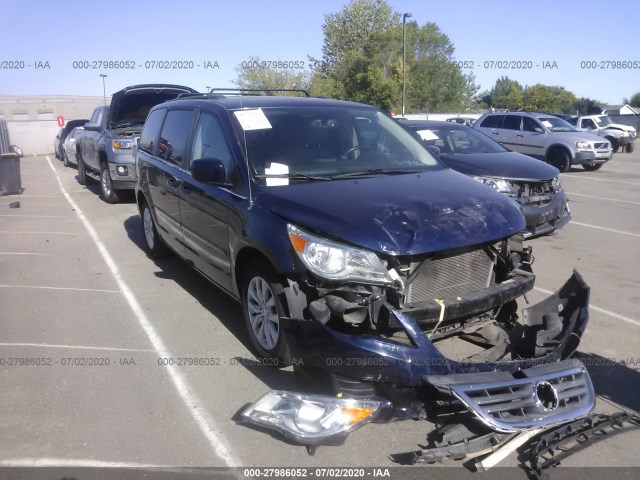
[{"left": 240, "top": 232, "right": 593, "bottom": 450}]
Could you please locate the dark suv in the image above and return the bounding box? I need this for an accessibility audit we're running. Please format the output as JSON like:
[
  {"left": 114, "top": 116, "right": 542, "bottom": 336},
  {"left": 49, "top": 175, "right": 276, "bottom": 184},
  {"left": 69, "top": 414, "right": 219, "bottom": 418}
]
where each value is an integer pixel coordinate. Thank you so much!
[{"left": 135, "top": 93, "right": 592, "bottom": 452}]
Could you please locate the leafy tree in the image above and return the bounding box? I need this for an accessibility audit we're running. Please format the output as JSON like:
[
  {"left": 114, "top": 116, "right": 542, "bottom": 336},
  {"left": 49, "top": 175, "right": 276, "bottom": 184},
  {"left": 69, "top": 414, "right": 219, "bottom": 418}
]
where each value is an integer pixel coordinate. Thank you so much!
[
  {"left": 481, "top": 76, "right": 524, "bottom": 110},
  {"left": 405, "top": 22, "right": 479, "bottom": 112},
  {"left": 233, "top": 56, "right": 311, "bottom": 94},
  {"left": 628, "top": 92, "right": 640, "bottom": 108},
  {"left": 311, "top": 0, "right": 478, "bottom": 112},
  {"left": 572, "top": 97, "right": 603, "bottom": 115},
  {"left": 522, "top": 84, "right": 576, "bottom": 113},
  {"left": 319, "top": 0, "right": 399, "bottom": 72}
]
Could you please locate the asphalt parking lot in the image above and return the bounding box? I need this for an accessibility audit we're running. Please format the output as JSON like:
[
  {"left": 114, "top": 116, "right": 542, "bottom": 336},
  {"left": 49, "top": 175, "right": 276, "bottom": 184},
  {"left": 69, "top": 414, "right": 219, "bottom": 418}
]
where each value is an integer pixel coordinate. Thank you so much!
[{"left": 1, "top": 151, "right": 639, "bottom": 477}]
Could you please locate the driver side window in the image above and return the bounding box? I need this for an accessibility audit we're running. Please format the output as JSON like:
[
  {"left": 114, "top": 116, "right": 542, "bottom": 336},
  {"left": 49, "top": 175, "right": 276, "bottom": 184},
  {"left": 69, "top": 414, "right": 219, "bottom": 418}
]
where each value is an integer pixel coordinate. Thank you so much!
[{"left": 189, "top": 112, "right": 234, "bottom": 173}]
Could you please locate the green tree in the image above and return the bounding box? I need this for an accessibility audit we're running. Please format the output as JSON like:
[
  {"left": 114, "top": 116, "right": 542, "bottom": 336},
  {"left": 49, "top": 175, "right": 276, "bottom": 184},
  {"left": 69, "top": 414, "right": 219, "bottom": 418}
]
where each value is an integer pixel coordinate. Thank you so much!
[
  {"left": 482, "top": 77, "right": 524, "bottom": 109},
  {"left": 312, "top": 0, "right": 478, "bottom": 112},
  {"left": 319, "top": 0, "right": 399, "bottom": 72},
  {"left": 572, "top": 97, "right": 603, "bottom": 115},
  {"left": 233, "top": 56, "right": 311, "bottom": 94},
  {"left": 627, "top": 92, "right": 640, "bottom": 108},
  {"left": 405, "top": 22, "right": 479, "bottom": 112},
  {"left": 522, "top": 84, "right": 576, "bottom": 113}
]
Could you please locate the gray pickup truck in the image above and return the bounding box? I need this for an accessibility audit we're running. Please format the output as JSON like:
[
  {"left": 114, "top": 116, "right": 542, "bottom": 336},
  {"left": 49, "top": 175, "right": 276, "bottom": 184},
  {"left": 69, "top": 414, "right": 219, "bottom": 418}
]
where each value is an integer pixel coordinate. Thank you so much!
[{"left": 76, "top": 84, "right": 197, "bottom": 203}]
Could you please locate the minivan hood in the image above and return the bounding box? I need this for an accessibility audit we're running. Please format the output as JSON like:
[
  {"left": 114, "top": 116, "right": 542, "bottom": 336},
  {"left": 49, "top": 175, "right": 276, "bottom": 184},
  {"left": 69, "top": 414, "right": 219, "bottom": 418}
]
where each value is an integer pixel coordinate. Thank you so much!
[
  {"left": 439, "top": 151, "right": 559, "bottom": 181},
  {"left": 109, "top": 84, "right": 197, "bottom": 128},
  {"left": 258, "top": 169, "right": 525, "bottom": 256}
]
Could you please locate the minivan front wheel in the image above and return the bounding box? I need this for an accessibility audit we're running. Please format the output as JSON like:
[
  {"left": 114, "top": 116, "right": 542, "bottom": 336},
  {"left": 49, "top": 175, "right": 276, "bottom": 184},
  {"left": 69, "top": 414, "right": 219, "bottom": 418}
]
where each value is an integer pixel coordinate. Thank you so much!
[
  {"left": 140, "top": 200, "right": 169, "bottom": 258},
  {"left": 241, "top": 262, "right": 291, "bottom": 367}
]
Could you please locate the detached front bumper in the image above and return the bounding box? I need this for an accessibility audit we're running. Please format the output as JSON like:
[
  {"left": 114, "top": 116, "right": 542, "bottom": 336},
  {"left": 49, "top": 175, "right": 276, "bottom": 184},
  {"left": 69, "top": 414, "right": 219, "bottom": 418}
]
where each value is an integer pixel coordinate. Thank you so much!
[{"left": 241, "top": 271, "right": 594, "bottom": 445}]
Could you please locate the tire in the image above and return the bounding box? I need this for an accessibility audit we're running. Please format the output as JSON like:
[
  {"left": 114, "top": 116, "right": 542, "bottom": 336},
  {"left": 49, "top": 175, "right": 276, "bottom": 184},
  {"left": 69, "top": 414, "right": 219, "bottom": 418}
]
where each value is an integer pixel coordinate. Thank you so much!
[
  {"left": 63, "top": 150, "right": 70, "bottom": 167},
  {"left": 241, "top": 261, "right": 291, "bottom": 367},
  {"left": 140, "top": 199, "right": 169, "bottom": 259},
  {"left": 582, "top": 163, "right": 603, "bottom": 171},
  {"left": 626, "top": 142, "right": 634, "bottom": 153},
  {"left": 77, "top": 152, "right": 88, "bottom": 185},
  {"left": 547, "top": 148, "right": 570, "bottom": 173},
  {"left": 606, "top": 137, "right": 619, "bottom": 154},
  {"left": 100, "top": 164, "right": 120, "bottom": 203}
]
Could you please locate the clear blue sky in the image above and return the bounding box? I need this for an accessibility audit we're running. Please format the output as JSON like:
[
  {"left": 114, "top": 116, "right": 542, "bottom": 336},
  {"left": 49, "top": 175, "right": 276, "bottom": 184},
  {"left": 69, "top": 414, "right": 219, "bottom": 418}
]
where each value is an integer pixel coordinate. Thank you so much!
[{"left": 1, "top": 0, "right": 638, "bottom": 106}]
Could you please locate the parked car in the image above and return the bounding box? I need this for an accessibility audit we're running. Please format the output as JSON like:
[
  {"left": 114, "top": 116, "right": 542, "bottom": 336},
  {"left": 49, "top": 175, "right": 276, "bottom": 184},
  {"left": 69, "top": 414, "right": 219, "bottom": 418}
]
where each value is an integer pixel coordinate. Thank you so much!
[
  {"left": 62, "top": 126, "right": 84, "bottom": 167},
  {"left": 567, "top": 114, "right": 636, "bottom": 154},
  {"left": 474, "top": 111, "right": 612, "bottom": 172},
  {"left": 135, "top": 93, "right": 592, "bottom": 454},
  {"left": 446, "top": 116, "right": 477, "bottom": 127},
  {"left": 400, "top": 120, "right": 570, "bottom": 238},
  {"left": 53, "top": 119, "right": 88, "bottom": 159},
  {"left": 76, "top": 84, "right": 197, "bottom": 203}
]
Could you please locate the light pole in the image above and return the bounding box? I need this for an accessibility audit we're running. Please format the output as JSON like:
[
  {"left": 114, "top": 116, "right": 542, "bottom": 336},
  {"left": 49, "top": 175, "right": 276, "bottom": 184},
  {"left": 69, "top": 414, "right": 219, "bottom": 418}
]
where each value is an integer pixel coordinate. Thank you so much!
[
  {"left": 402, "top": 12, "right": 412, "bottom": 116},
  {"left": 100, "top": 74, "right": 107, "bottom": 105}
]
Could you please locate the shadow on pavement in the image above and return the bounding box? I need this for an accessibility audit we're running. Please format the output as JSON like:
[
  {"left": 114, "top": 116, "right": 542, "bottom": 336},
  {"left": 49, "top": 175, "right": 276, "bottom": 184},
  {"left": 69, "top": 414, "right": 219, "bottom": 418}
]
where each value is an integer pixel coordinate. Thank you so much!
[{"left": 122, "top": 214, "right": 298, "bottom": 392}]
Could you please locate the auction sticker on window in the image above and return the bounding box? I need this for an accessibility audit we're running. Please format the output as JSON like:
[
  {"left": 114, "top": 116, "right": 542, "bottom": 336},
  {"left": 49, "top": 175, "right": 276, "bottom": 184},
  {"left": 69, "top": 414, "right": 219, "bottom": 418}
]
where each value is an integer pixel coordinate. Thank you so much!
[
  {"left": 416, "top": 129, "right": 439, "bottom": 141},
  {"left": 234, "top": 108, "right": 272, "bottom": 130}
]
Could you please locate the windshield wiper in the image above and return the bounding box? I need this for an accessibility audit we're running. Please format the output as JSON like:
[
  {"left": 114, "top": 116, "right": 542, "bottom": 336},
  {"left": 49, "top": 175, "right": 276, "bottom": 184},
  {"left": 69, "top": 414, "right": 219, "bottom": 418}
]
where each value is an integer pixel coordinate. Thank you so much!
[
  {"left": 255, "top": 173, "right": 332, "bottom": 181},
  {"left": 329, "top": 168, "right": 420, "bottom": 179}
]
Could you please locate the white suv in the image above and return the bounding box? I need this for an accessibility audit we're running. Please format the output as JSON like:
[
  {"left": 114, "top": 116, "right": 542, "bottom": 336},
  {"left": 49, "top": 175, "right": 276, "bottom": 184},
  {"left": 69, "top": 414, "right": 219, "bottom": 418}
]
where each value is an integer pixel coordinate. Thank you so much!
[{"left": 474, "top": 111, "right": 612, "bottom": 171}]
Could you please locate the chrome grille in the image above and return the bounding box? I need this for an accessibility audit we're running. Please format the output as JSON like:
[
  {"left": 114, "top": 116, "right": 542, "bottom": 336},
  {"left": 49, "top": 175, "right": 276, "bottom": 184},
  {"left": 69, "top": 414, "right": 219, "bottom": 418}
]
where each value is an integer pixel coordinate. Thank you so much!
[
  {"left": 594, "top": 142, "right": 609, "bottom": 149},
  {"left": 450, "top": 362, "right": 594, "bottom": 432},
  {"left": 405, "top": 248, "right": 495, "bottom": 303}
]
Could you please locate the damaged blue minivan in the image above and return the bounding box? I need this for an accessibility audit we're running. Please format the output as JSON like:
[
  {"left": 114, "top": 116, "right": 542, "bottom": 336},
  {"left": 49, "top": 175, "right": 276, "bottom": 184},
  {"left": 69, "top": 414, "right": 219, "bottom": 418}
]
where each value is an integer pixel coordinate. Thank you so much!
[{"left": 134, "top": 92, "right": 593, "bottom": 455}]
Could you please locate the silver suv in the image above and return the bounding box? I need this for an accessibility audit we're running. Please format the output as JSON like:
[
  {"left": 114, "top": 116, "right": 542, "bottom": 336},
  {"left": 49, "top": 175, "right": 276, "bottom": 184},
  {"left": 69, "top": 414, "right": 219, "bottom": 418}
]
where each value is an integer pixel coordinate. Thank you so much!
[{"left": 474, "top": 111, "right": 612, "bottom": 172}]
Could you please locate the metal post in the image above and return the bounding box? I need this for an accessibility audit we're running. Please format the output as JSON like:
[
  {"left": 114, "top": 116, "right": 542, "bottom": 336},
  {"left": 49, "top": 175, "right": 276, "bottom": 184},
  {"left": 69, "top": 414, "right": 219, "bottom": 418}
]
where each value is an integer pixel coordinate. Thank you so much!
[
  {"left": 402, "top": 13, "right": 413, "bottom": 116},
  {"left": 100, "top": 74, "right": 108, "bottom": 105}
]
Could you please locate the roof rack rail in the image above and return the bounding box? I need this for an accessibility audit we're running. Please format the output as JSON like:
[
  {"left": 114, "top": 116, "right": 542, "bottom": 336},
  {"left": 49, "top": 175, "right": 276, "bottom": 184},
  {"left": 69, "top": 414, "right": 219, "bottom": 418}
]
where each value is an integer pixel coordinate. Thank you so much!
[{"left": 175, "top": 88, "right": 311, "bottom": 100}]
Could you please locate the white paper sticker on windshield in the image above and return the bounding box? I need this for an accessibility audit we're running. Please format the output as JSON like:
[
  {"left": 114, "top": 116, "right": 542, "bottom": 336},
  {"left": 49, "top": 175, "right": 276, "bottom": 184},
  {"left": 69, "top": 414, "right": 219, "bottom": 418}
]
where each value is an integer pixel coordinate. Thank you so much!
[
  {"left": 234, "top": 108, "right": 272, "bottom": 131},
  {"left": 541, "top": 121, "right": 553, "bottom": 129},
  {"left": 416, "top": 129, "right": 439, "bottom": 141},
  {"left": 264, "top": 162, "right": 289, "bottom": 186}
]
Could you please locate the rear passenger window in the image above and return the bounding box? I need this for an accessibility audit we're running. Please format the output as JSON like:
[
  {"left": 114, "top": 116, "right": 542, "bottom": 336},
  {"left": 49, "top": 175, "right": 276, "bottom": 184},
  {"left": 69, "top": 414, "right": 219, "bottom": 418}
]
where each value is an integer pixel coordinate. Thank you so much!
[
  {"left": 139, "top": 108, "right": 166, "bottom": 154},
  {"left": 157, "top": 109, "right": 196, "bottom": 166},
  {"left": 479, "top": 115, "right": 504, "bottom": 128},
  {"left": 502, "top": 115, "right": 521, "bottom": 130}
]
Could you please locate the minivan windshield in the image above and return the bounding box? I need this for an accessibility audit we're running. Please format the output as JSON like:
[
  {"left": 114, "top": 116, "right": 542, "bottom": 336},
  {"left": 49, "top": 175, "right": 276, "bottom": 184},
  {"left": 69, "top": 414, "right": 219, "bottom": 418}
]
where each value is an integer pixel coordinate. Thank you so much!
[{"left": 233, "top": 106, "right": 440, "bottom": 183}]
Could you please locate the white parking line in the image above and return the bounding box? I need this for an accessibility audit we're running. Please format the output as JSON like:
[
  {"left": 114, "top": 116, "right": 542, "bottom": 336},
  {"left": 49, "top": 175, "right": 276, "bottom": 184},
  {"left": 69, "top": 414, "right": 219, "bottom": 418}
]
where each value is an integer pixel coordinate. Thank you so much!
[
  {"left": 534, "top": 287, "right": 640, "bottom": 328},
  {"left": 45, "top": 156, "right": 240, "bottom": 467},
  {"left": 0, "top": 214, "right": 72, "bottom": 218},
  {"left": 567, "top": 192, "right": 640, "bottom": 206},
  {"left": 571, "top": 221, "right": 640, "bottom": 238},
  {"left": 0, "top": 458, "right": 167, "bottom": 467},
  {"left": 563, "top": 175, "right": 638, "bottom": 186},
  {"left": 0, "top": 230, "right": 77, "bottom": 235},
  {"left": 0, "top": 284, "right": 120, "bottom": 293},
  {"left": 0, "top": 342, "right": 155, "bottom": 353}
]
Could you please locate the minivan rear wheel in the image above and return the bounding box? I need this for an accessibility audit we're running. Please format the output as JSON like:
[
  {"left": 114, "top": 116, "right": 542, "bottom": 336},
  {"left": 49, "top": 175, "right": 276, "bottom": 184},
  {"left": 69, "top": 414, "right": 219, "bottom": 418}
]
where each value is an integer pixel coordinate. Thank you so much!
[{"left": 241, "top": 262, "right": 291, "bottom": 367}]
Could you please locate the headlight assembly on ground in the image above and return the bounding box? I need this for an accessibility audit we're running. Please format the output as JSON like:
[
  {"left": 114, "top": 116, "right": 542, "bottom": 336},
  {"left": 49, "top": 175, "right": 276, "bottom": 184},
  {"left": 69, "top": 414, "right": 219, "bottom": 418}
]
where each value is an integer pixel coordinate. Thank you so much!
[{"left": 241, "top": 390, "right": 386, "bottom": 444}]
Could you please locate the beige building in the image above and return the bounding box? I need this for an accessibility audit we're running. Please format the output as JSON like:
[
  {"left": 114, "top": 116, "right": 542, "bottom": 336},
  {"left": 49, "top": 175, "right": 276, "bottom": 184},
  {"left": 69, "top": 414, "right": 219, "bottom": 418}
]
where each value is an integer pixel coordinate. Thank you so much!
[{"left": 0, "top": 95, "right": 110, "bottom": 155}]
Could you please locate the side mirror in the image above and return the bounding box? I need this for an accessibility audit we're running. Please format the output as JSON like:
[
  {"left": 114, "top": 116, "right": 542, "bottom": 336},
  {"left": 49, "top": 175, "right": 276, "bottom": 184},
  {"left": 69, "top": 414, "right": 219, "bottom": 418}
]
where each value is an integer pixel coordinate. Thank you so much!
[
  {"left": 191, "top": 158, "right": 232, "bottom": 186},
  {"left": 84, "top": 123, "right": 101, "bottom": 132},
  {"left": 534, "top": 127, "right": 544, "bottom": 134},
  {"left": 427, "top": 145, "right": 441, "bottom": 156},
  {"left": 11, "top": 145, "right": 23, "bottom": 157}
]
